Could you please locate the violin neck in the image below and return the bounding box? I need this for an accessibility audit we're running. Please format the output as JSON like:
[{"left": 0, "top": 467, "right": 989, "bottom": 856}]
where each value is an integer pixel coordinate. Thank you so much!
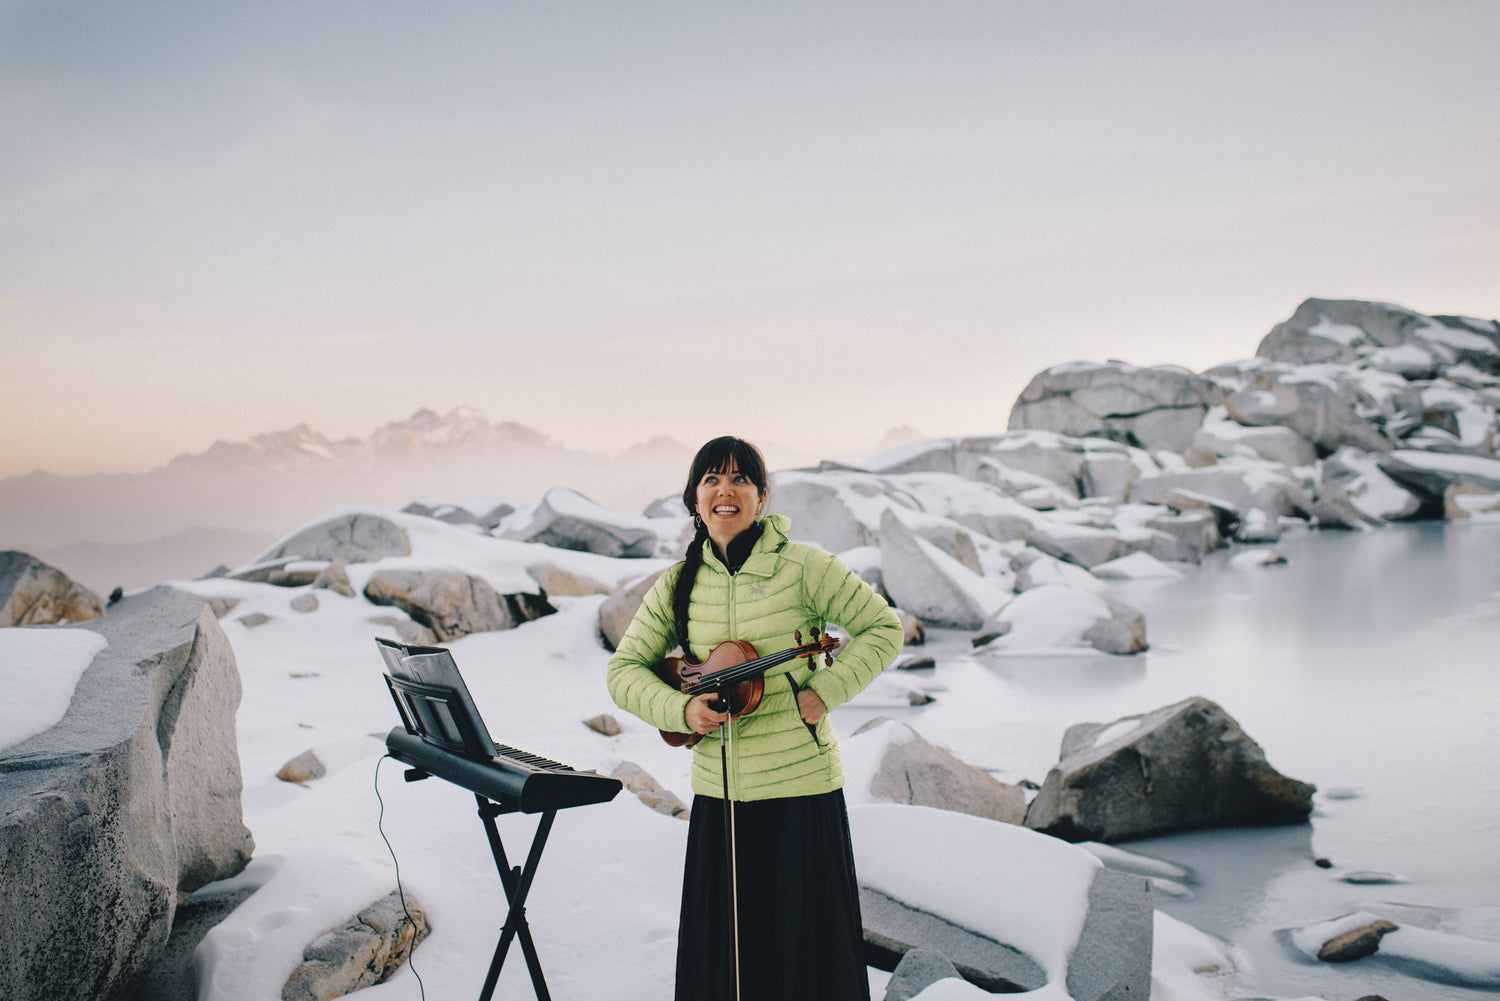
[{"left": 687, "top": 645, "right": 809, "bottom": 694}]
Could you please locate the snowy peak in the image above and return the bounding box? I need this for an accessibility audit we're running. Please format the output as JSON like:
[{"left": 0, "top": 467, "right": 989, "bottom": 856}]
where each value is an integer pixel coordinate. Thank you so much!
[
  {"left": 176, "top": 423, "right": 341, "bottom": 470},
  {"left": 166, "top": 408, "right": 556, "bottom": 473},
  {"left": 365, "top": 407, "right": 553, "bottom": 455}
]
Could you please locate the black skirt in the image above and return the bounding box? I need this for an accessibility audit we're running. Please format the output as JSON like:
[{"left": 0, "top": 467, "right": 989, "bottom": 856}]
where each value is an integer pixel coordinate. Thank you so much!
[{"left": 676, "top": 789, "right": 870, "bottom": 1001}]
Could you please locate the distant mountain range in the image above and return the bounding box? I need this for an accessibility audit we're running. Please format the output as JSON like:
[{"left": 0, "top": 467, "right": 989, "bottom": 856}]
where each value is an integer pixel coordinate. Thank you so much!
[{"left": 0, "top": 407, "right": 923, "bottom": 593}]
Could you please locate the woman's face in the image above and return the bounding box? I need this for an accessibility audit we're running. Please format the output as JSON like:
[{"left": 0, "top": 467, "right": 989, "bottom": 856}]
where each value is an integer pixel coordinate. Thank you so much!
[{"left": 694, "top": 459, "right": 765, "bottom": 554}]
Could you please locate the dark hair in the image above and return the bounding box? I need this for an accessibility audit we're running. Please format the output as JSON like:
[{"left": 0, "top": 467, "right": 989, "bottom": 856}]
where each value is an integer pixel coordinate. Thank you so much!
[{"left": 672, "top": 436, "right": 768, "bottom": 655}]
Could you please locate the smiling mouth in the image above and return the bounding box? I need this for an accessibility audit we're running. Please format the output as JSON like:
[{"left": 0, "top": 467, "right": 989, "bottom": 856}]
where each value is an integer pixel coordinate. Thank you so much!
[{"left": 713, "top": 505, "right": 740, "bottom": 516}]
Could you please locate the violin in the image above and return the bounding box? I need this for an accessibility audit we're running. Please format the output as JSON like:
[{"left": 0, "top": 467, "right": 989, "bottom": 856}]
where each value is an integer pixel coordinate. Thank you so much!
[{"left": 652, "top": 629, "right": 840, "bottom": 747}]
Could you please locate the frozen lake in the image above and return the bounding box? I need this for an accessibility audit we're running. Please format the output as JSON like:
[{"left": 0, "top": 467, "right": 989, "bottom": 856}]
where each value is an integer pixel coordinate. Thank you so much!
[{"left": 838, "top": 518, "right": 1500, "bottom": 999}]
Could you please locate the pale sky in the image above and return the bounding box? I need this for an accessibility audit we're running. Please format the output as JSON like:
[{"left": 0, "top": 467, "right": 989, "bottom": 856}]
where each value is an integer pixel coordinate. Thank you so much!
[{"left": 3, "top": 1, "right": 1497, "bottom": 478}]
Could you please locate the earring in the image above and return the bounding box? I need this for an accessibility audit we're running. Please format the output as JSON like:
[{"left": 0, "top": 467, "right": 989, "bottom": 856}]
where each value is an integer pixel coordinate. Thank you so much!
[{"left": 693, "top": 513, "right": 703, "bottom": 530}]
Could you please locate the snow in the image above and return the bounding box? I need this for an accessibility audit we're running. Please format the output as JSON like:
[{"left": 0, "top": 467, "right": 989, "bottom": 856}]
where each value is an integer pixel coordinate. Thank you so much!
[
  {"left": 1090, "top": 718, "right": 1142, "bottom": 747},
  {"left": 0, "top": 628, "right": 107, "bottom": 753},
  {"left": 1380, "top": 925, "right": 1500, "bottom": 984},
  {"left": 1225, "top": 548, "right": 1285, "bottom": 569},
  {"left": 1091, "top": 552, "right": 1184, "bottom": 580},
  {"left": 1148, "top": 912, "right": 1240, "bottom": 1001},
  {"left": 1307, "top": 316, "right": 1368, "bottom": 347},
  {"left": 1417, "top": 321, "right": 1500, "bottom": 355}
]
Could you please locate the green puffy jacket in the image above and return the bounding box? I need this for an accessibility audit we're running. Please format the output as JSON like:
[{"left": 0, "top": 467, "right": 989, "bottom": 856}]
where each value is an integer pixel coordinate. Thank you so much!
[{"left": 606, "top": 514, "right": 903, "bottom": 801}]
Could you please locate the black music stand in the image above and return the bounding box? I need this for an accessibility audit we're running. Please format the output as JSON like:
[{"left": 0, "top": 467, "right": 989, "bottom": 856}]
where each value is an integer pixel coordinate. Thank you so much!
[{"left": 383, "top": 665, "right": 561, "bottom": 1001}]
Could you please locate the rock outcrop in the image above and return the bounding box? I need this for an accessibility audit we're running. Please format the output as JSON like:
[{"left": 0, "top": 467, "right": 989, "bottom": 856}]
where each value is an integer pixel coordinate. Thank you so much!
[
  {"left": 257, "top": 511, "right": 413, "bottom": 564},
  {"left": 0, "top": 586, "right": 254, "bottom": 1001},
  {"left": 1257, "top": 298, "right": 1500, "bottom": 375},
  {"left": 1025, "top": 696, "right": 1315, "bottom": 842},
  {"left": 0, "top": 550, "right": 106, "bottom": 627}
]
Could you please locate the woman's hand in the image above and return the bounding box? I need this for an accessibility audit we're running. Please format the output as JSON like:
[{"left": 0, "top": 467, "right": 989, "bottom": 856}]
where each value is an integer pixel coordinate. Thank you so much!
[
  {"left": 685, "top": 693, "right": 731, "bottom": 735},
  {"left": 797, "top": 688, "right": 827, "bottom": 726}
]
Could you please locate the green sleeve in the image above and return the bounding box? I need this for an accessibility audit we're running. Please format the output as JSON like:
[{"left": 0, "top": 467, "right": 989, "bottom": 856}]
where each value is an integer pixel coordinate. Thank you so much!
[
  {"left": 798, "top": 548, "right": 903, "bottom": 711},
  {"left": 605, "top": 567, "right": 697, "bottom": 733}
]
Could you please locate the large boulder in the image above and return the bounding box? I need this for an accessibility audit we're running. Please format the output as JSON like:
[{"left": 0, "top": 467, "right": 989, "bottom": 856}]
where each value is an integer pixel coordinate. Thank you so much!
[
  {"left": 877, "top": 510, "right": 1005, "bottom": 629},
  {"left": 0, "top": 550, "right": 105, "bottom": 627},
  {"left": 503, "top": 487, "right": 666, "bottom": 558},
  {"left": 1024, "top": 696, "right": 1315, "bottom": 842},
  {"left": 0, "top": 586, "right": 254, "bottom": 1001},
  {"left": 598, "top": 570, "right": 667, "bottom": 652},
  {"left": 257, "top": 511, "right": 412, "bottom": 564},
  {"left": 364, "top": 569, "right": 555, "bottom": 642},
  {"left": 1008, "top": 361, "right": 1220, "bottom": 453},
  {"left": 768, "top": 470, "right": 884, "bottom": 553}
]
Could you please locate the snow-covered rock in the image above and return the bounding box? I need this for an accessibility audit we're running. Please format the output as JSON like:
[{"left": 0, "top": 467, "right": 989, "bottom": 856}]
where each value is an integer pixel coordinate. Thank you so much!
[
  {"left": 1257, "top": 298, "right": 1500, "bottom": 376},
  {"left": 1009, "top": 361, "right": 1221, "bottom": 453},
  {"left": 976, "top": 585, "right": 1145, "bottom": 656},
  {"left": 854, "top": 804, "right": 1153, "bottom": 1001},
  {"left": 255, "top": 509, "right": 413, "bottom": 565},
  {"left": 503, "top": 487, "right": 677, "bottom": 558},
  {"left": 878, "top": 510, "right": 1007, "bottom": 629},
  {"left": 0, "top": 587, "right": 253, "bottom": 1001}
]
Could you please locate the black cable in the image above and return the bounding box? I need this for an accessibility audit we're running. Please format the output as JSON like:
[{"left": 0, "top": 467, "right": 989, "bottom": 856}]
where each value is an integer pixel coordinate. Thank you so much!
[{"left": 375, "top": 753, "right": 428, "bottom": 1001}]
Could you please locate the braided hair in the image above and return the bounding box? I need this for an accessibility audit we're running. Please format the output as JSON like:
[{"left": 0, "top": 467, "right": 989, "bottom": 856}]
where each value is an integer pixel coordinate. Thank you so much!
[{"left": 671, "top": 436, "right": 769, "bottom": 657}]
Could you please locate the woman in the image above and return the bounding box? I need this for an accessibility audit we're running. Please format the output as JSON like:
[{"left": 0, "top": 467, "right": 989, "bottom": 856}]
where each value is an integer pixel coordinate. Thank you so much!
[{"left": 607, "top": 436, "right": 903, "bottom": 1001}]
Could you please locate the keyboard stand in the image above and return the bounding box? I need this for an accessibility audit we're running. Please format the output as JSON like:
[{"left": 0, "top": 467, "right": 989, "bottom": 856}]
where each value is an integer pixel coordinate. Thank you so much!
[
  {"left": 399, "top": 765, "right": 560, "bottom": 1001},
  {"left": 475, "top": 793, "right": 557, "bottom": 1001}
]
